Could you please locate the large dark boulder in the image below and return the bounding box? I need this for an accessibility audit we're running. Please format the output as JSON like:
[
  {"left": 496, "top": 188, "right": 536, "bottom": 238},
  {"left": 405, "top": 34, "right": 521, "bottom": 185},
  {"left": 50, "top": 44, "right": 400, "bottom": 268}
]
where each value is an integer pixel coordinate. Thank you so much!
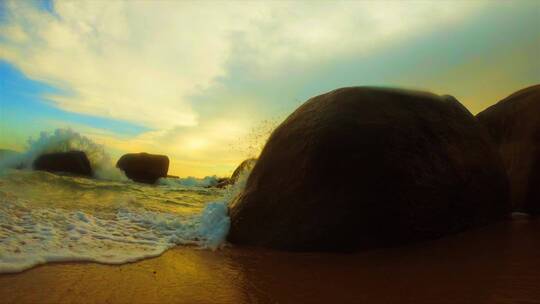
[
  {"left": 116, "top": 153, "right": 169, "bottom": 184},
  {"left": 476, "top": 84, "right": 540, "bottom": 214},
  {"left": 228, "top": 87, "right": 510, "bottom": 251},
  {"left": 33, "top": 151, "right": 92, "bottom": 176}
]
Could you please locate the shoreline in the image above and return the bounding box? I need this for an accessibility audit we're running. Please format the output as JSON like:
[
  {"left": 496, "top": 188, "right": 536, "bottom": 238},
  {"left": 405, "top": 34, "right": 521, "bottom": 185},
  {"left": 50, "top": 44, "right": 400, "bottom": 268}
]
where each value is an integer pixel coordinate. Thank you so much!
[{"left": 1, "top": 217, "right": 539, "bottom": 304}]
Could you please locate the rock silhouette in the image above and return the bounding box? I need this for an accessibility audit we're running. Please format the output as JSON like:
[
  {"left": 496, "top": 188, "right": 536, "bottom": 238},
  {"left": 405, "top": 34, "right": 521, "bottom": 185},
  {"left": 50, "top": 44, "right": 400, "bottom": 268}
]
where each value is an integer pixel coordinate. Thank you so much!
[
  {"left": 33, "top": 151, "right": 92, "bottom": 176},
  {"left": 228, "top": 87, "right": 510, "bottom": 251},
  {"left": 116, "top": 153, "right": 169, "bottom": 184},
  {"left": 476, "top": 84, "right": 540, "bottom": 214}
]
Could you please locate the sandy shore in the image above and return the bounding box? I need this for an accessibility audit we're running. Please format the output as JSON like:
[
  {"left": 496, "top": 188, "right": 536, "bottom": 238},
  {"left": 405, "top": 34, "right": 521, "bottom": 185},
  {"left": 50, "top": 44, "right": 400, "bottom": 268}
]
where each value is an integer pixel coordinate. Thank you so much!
[{"left": 1, "top": 216, "right": 539, "bottom": 304}]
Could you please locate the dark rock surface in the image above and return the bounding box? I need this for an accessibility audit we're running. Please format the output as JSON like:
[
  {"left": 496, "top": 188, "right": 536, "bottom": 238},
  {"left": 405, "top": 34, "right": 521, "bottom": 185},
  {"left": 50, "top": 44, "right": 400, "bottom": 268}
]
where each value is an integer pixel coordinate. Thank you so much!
[
  {"left": 476, "top": 84, "right": 540, "bottom": 214},
  {"left": 33, "top": 151, "right": 92, "bottom": 176},
  {"left": 228, "top": 87, "right": 510, "bottom": 251},
  {"left": 214, "top": 177, "right": 231, "bottom": 189},
  {"left": 116, "top": 153, "right": 169, "bottom": 184}
]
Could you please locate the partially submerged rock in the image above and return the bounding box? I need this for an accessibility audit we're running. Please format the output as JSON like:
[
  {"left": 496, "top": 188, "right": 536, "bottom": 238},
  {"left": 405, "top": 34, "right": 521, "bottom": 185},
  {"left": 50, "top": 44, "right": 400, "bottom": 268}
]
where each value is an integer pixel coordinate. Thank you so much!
[
  {"left": 116, "top": 153, "right": 169, "bottom": 184},
  {"left": 215, "top": 158, "right": 257, "bottom": 188},
  {"left": 214, "top": 177, "right": 231, "bottom": 188},
  {"left": 33, "top": 151, "right": 92, "bottom": 176},
  {"left": 228, "top": 87, "right": 510, "bottom": 251},
  {"left": 476, "top": 84, "right": 540, "bottom": 214},
  {"left": 230, "top": 158, "right": 257, "bottom": 184}
]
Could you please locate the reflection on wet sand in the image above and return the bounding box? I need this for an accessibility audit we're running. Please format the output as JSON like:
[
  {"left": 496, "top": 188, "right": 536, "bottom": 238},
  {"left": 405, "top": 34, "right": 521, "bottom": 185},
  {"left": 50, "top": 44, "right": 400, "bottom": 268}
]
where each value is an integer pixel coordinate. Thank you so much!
[
  {"left": 1, "top": 217, "right": 539, "bottom": 304},
  {"left": 232, "top": 217, "right": 540, "bottom": 303}
]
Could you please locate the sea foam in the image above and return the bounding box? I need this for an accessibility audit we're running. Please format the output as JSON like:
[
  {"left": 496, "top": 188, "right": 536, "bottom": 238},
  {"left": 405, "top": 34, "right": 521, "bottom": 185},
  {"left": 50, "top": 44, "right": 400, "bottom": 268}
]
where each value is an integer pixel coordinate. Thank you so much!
[{"left": 0, "top": 189, "right": 230, "bottom": 273}]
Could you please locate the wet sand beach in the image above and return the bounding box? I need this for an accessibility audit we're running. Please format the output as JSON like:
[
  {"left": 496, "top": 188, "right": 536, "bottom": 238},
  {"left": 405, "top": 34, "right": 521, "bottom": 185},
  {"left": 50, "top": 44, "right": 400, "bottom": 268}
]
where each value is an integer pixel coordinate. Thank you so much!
[{"left": 1, "top": 216, "right": 539, "bottom": 304}]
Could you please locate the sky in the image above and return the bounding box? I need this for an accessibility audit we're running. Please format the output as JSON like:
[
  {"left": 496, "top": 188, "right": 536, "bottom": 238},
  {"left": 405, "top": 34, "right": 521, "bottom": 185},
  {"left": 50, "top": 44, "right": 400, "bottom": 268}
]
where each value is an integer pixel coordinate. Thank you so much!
[{"left": 0, "top": 0, "right": 539, "bottom": 177}]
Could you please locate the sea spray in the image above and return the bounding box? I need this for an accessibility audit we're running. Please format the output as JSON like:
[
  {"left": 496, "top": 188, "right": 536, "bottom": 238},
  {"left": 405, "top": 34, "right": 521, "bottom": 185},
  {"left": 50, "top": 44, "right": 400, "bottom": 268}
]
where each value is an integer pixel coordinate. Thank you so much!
[
  {"left": 0, "top": 128, "right": 127, "bottom": 181},
  {"left": 158, "top": 164, "right": 255, "bottom": 249}
]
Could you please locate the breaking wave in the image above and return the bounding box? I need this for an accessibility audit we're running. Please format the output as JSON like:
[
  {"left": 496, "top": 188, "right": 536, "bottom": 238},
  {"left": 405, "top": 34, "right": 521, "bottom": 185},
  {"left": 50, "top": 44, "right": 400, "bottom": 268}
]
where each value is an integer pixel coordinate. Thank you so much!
[{"left": 0, "top": 129, "right": 126, "bottom": 181}]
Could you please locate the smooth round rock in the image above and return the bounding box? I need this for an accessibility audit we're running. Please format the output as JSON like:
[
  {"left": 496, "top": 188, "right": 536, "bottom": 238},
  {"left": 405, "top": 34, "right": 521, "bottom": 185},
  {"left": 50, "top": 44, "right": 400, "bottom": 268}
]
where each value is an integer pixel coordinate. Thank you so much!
[{"left": 228, "top": 87, "right": 510, "bottom": 251}]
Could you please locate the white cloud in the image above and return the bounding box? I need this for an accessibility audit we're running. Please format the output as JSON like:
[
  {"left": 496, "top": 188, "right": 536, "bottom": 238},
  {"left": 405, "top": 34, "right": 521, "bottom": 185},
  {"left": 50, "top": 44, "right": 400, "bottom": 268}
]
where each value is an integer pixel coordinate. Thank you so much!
[
  {"left": 1, "top": 1, "right": 237, "bottom": 129},
  {"left": 0, "top": 0, "right": 487, "bottom": 175}
]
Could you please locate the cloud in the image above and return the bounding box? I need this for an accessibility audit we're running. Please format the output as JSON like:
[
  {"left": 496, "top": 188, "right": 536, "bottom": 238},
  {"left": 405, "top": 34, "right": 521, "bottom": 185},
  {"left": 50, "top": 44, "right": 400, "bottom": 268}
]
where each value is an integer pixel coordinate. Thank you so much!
[
  {"left": 1, "top": 1, "right": 230, "bottom": 129},
  {"left": 0, "top": 1, "right": 486, "bottom": 127},
  {"left": 1, "top": 0, "right": 494, "bottom": 175}
]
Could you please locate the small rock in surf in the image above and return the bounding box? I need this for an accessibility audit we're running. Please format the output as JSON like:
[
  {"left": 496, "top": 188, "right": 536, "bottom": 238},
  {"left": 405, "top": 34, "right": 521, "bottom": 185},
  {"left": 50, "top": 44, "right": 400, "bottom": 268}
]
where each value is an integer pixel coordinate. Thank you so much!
[
  {"left": 215, "top": 158, "right": 257, "bottom": 188},
  {"left": 33, "top": 151, "right": 93, "bottom": 176},
  {"left": 116, "top": 152, "right": 169, "bottom": 184}
]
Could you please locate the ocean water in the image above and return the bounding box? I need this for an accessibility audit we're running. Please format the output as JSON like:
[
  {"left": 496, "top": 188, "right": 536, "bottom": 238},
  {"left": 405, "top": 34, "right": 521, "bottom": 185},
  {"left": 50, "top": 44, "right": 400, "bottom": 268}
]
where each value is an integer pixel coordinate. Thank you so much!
[{"left": 0, "top": 129, "right": 246, "bottom": 274}]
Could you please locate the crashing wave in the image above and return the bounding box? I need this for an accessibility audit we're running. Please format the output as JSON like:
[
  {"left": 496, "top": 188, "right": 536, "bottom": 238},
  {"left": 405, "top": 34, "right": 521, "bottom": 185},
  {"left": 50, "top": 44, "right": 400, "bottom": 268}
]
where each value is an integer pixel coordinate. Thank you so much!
[{"left": 0, "top": 128, "right": 126, "bottom": 181}]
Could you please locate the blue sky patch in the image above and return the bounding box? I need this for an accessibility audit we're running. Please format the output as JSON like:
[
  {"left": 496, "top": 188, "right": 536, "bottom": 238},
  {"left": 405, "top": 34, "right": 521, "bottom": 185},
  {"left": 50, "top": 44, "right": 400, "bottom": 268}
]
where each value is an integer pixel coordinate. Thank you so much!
[{"left": 0, "top": 61, "right": 150, "bottom": 140}]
